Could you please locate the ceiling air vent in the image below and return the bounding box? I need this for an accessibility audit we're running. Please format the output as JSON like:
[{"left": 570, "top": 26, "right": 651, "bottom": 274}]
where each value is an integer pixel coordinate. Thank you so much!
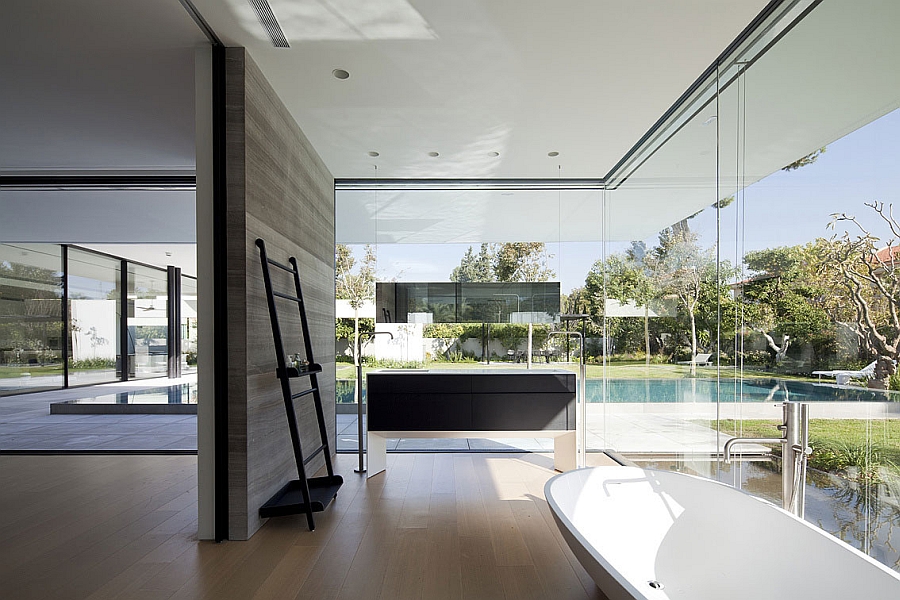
[{"left": 249, "top": 0, "right": 289, "bottom": 48}]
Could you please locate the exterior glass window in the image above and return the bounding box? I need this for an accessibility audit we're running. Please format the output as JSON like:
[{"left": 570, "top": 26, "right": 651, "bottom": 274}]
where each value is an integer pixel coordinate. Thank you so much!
[
  {"left": 0, "top": 244, "right": 64, "bottom": 396},
  {"left": 128, "top": 264, "right": 168, "bottom": 379},
  {"left": 66, "top": 248, "right": 121, "bottom": 386}
]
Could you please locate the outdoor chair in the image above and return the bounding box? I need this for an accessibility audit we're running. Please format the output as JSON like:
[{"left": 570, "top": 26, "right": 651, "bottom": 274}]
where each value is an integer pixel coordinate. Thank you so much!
[
  {"left": 812, "top": 361, "right": 877, "bottom": 385},
  {"left": 677, "top": 353, "right": 713, "bottom": 366}
]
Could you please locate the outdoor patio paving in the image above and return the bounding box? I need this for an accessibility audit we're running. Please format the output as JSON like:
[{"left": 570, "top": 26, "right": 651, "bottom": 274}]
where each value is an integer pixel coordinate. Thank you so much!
[{"left": 0, "top": 376, "right": 198, "bottom": 452}]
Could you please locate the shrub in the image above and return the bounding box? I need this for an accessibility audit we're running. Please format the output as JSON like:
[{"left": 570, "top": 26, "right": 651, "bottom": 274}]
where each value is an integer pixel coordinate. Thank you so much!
[
  {"left": 889, "top": 371, "right": 900, "bottom": 392},
  {"left": 69, "top": 358, "right": 116, "bottom": 370},
  {"left": 362, "top": 357, "right": 424, "bottom": 369}
]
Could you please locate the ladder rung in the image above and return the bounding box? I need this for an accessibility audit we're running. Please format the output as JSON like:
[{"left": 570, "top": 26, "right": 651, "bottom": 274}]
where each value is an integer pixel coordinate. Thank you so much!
[
  {"left": 291, "top": 388, "right": 316, "bottom": 400},
  {"left": 267, "top": 258, "right": 296, "bottom": 273},
  {"left": 302, "top": 444, "right": 326, "bottom": 465},
  {"left": 273, "top": 291, "right": 303, "bottom": 303}
]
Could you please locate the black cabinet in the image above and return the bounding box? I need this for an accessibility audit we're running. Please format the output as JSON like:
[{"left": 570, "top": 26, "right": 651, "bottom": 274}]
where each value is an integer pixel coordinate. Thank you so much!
[{"left": 367, "top": 370, "right": 575, "bottom": 432}]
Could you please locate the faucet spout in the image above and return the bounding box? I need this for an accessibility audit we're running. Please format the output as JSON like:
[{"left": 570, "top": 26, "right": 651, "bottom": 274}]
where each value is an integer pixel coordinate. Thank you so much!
[{"left": 723, "top": 436, "right": 786, "bottom": 464}]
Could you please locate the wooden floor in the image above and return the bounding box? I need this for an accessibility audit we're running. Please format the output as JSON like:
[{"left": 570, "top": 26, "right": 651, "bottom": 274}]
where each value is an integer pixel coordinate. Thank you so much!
[{"left": 0, "top": 453, "right": 611, "bottom": 600}]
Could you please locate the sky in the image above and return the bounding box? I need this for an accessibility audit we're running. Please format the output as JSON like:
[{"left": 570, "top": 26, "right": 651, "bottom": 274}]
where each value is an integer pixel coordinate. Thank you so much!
[{"left": 343, "top": 108, "right": 900, "bottom": 294}]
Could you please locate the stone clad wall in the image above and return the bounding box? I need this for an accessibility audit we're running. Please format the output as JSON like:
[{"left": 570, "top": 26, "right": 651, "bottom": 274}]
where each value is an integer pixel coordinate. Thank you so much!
[{"left": 225, "top": 48, "right": 335, "bottom": 540}]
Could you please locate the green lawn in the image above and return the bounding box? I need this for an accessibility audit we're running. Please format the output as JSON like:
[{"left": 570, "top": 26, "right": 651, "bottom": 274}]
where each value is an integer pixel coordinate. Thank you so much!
[{"left": 0, "top": 365, "right": 63, "bottom": 379}]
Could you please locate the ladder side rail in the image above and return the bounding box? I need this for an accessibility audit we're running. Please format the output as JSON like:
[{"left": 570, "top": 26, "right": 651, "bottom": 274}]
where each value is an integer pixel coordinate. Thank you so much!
[{"left": 289, "top": 257, "right": 336, "bottom": 479}]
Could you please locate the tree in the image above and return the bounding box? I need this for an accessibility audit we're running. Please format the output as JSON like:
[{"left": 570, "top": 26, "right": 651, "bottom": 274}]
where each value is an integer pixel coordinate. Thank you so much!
[
  {"left": 335, "top": 244, "right": 376, "bottom": 364},
  {"left": 741, "top": 244, "right": 833, "bottom": 366},
  {"left": 585, "top": 251, "right": 655, "bottom": 364},
  {"left": 493, "top": 242, "right": 556, "bottom": 282},
  {"left": 646, "top": 227, "right": 717, "bottom": 373},
  {"left": 450, "top": 243, "right": 495, "bottom": 282},
  {"left": 823, "top": 201, "right": 900, "bottom": 362}
]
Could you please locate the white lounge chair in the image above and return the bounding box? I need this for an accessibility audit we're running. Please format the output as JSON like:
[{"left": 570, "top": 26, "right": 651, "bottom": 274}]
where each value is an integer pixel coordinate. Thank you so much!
[
  {"left": 677, "top": 353, "right": 713, "bottom": 366},
  {"left": 812, "top": 360, "right": 877, "bottom": 385}
]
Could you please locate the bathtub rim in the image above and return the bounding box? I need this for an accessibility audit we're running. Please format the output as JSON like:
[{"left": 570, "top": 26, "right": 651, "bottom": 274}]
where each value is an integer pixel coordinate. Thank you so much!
[{"left": 544, "top": 465, "right": 900, "bottom": 599}]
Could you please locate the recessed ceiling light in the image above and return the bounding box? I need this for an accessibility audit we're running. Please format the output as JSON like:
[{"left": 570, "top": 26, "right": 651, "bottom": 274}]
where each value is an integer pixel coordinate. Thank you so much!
[
  {"left": 548, "top": 151, "right": 559, "bottom": 157},
  {"left": 488, "top": 151, "right": 500, "bottom": 157},
  {"left": 428, "top": 151, "right": 440, "bottom": 157},
  {"left": 368, "top": 151, "right": 380, "bottom": 157},
  {"left": 332, "top": 69, "right": 350, "bottom": 80}
]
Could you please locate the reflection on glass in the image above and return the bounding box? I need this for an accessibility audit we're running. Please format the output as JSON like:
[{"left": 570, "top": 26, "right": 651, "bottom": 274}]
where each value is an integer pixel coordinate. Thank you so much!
[
  {"left": 67, "top": 248, "right": 121, "bottom": 386},
  {"left": 181, "top": 276, "right": 197, "bottom": 374},
  {"left": 128, "top": 264, "right": 168, "bottom": 379},
  {"left": 376, "top": 282, "right": 560, "bottom": 324},
  {"left": 0, "top": 244, "right": 64, "bottom": 395}
]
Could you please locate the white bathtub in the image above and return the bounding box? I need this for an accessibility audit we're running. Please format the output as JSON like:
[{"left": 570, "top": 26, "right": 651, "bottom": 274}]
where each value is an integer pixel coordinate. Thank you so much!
[{"left": 545, "top": 466, "right": 900, "bottom": 600}]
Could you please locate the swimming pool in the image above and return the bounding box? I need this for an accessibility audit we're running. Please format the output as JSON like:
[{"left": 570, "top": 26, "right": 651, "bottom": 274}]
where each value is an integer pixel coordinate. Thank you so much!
[
  {"left": 584, "top": 378, "right": 900, "bottom": 403},
  {"left": 50, "top": 382, "right": 198, "bottom": 414}
]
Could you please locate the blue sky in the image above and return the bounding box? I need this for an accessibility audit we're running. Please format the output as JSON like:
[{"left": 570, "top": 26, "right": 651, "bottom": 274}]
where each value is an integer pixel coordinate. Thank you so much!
[{"left": 346, "top": 108, "right": 900, "bottom": 294}]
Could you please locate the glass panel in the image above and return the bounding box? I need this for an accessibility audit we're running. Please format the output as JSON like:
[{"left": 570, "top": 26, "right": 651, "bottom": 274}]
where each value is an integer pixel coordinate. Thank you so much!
[
  {"left": 181, "top": 275, "right": 197, "bottom": 374},
  {"left": 128, "top": 263, "right": 168, "bottom": 379},
  {"left": 335, "top": 187, "right": 602, "bottom": 453},
  {"left": 66, "top": 248, "right": 121, "bottom": 386},
  {"left": 596, "top": 66, "right": 720, "bottom": 470},
  {"left": 0, "top": 244, "right": 63, "bottom": 395},
  {"left": 726, "top": 0, "right": 900, "bottom": 572}
]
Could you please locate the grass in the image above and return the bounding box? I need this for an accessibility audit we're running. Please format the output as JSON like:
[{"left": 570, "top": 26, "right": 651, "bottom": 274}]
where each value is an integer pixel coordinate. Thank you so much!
[
  {"left": 715, "top": 418, "right": 900, "bottom": 480},
  {"left": 0, "top": 365, "right": 64, "bottom": 379}
]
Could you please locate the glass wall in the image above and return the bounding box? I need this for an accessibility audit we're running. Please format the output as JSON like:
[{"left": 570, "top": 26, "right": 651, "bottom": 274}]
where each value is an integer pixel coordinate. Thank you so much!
[
  {"left": 0, "top": 244, "right": 64, "bottom": 396},
  {"left": 334, "top": 0, "right": 900, "bottom": 573},
  {"left": 66, "top": 248, "right": 120, "bottom": 386},
  {"left": 596, "top": 0, "right": 900, "bottom": 571},
  {"left": 128, "top": 263, "right": 168, "bottom": 379}
]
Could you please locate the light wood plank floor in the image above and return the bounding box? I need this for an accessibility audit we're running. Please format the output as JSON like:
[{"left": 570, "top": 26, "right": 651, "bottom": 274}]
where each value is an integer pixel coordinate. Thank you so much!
[{"left": 0, "top": 453, "right": 611, "bottom": 599}]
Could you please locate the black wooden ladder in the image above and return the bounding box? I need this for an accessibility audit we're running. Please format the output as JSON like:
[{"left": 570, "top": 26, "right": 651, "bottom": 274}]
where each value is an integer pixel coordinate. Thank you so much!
[{"left": 256, "top": 238, "right": 342, "bottom": 531}]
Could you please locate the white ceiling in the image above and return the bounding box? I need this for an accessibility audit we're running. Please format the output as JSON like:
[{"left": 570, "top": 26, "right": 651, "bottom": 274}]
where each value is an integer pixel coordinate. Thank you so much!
[
  {"left": 336, "top": 1, "right": 900, "bottom": 244},
  {"left": 191, "top": 0, "right": 769, "bottom": 179},
  {"left": 5, "top": 1, "right": 899, "bottom": 251},
  {"left": 0, "top": 0, "right": 207, "bottom": 173}
]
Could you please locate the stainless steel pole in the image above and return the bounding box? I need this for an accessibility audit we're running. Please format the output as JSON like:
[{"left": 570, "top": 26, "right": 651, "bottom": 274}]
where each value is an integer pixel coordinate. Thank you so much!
[
  {"left": 579, "top": 336, "right": 586, "bottom": 469},
  {"left": 354, "top": 335, "right": 365, "bottom": 474}
]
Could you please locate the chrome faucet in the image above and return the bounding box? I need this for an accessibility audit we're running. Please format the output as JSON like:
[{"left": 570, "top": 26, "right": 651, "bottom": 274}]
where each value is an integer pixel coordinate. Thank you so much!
[{"left": 723, "top": 402, "right": 811, "bottom": 518}]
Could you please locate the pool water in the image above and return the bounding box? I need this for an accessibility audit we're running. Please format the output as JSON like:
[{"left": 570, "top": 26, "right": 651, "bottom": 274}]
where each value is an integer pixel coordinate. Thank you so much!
[{"left": 585, "top": 378, "right": 899, "bottom": 403}]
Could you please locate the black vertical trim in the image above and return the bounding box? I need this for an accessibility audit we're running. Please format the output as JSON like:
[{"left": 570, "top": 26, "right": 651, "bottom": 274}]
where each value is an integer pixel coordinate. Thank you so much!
[
  {"left": 212, "top": 43, "right": 230, "bottom": 543},
  {"left": 120, "top": 260, "right": 129, "bottom": 382},
  {"left": 167, "top": 266, "right": 182, "bottom": 379},
  {"left": 61, "top": 245, "right": 69, "bottom": 388}
]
